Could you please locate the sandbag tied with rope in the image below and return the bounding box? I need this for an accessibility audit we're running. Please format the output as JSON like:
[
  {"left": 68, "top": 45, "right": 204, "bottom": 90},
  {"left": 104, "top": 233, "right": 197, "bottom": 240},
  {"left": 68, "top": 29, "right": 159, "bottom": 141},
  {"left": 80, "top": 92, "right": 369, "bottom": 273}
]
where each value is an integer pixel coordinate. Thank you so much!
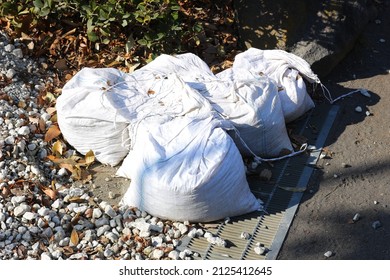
[
  {"left": 232, "top": 48, "right": 321, "bottom": 123},
  {"left": 115, "top": 74, "right": 260, "bottom": 222},
  {"left": 56, "top": 68, "right": 133, "bottom": 166},
  {"left": 131, "top": 52, "right": 293, "bottom": 158}
]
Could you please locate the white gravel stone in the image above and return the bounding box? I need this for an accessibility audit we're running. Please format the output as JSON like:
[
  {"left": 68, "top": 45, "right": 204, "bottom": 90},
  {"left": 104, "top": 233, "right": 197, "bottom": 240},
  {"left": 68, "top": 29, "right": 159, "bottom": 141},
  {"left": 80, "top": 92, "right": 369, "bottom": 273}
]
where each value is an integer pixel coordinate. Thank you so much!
[
  {"left": 151, "top": 236, "right": 164, "bottom": 247},
  {"left": 179, "top": 251, "right": 188, "bottom": 260},
  {"left": 41, "top": 113, "right": 51, "bottom": 121},
  {"left": 73, "top": 205, "right": 88, "bottom": 214},
  {"left": 17, "top": 126, "right": 30, "bottom": 136},
  {"left": 104, "top": 205, "right": 116, "bottom": 218},
  {"left": 13, "top": 204, "right": 31, "bottom": 217},
  {"left": 12, "top": 48, "right": 23, "bottom": 59},
  {"left": 57, "top": 168, "right": 68, "bottom": 177},
  {"left": 92, "top": 208, "right": 103, "bottom": 219},
  {"left": 324, "top": 251, "right": 333, "bottom": 258},
  {"left": 83, "top": 230, "right": 96, "bottom": 242},
  {"left": 69, "top": 252, "right": 87, "bottom": 260},
  {"left": 254, "top": 245, "right": 268, "bottom": 256},
  {"left": 207, "top": 236, "right": 227, "bottom": 247},
  {"left": 187, "top": 228, "right": 197, "bottom": 238},
  {"left": 69, "top": 188, "right": 84, "bottom": 197},
  {"left": 352, "top": 213, "right": 361, "bottom": 222},
  {"left": 132, "top": 220, "right": 151, "bottom": 232},
  {"left": 5, "top": 135, "right": 15, "bottom": 145},
  {"left": 11, "top": 196, "right": 25, "bottom": 206},
  {"left": 196, "top": 228, "right": 204, "bottom": 237},
  {"left": 99, "top": 201, "right": 109, "bottom": 209},
  {"left": 97, "top": 225, "right": 111, "bottom": 237},
  {"left": 59, "top": 237, "right": 70, "bottom": 247},
  {"left": 22, "top": 212, "right": 37, "bottom": 221},
  {"left": 355, "top": 106, "right": 363, "bottom": 113},
  {"left": 178, "top": 223, "right": 188, "bottom": 235},
  {"left": 67, "top": 203, "right": 78, "bottom": 212},
  {"left": 51, "top": 250, "right": 62, "bottom": 259},
  {"left": 51, "top": 199, "right": 63, "bottom": 209},
  {"left": 151, "top": 249, "right": 164, "bottom": 260},
  {"left": 104, "top": 248, "right": 114, "bottom": 258},
  {"left": 4, "top": 44, "right": 15, "bottom": 52},
  {"left": 172, "top": 239, "right": 180, "bottom": 247},
  {"left": 106, "top": 232, "right": 119, "bottom": 243},
  {"left": 240, "top": 232, "right": 251, "bottom": 240},
  {"left": 173, "top": 230, "right": 181, "bottom": 239},
  {"left": 6, "top": 69, "right": 16, "bottom": 79},
  {"left": 37, "top": 207, "right": 50, "bottom": 217},
  {"left": 29, "top": 226, "right": 40, "bottom": 234},
  {"left": 168, "top": 250, "right": 180, "bottom": 260},
  {"left": 37, "top": 218, "right": 46, "bottom": 228},
  {"left": 30, "top": 165, "right": 40, "bottom": 175}
]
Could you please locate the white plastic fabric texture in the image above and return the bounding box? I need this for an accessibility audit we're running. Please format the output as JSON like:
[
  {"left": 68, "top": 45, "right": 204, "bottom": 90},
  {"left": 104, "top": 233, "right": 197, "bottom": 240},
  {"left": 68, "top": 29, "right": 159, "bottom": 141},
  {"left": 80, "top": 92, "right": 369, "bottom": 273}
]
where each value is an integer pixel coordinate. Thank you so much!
[
  {"left": 115, "top": 74, "right": 260, "bottom": 222},
  {"left": 118, "top": 115, "right": 260, "bottom": 222},
  {"left": 56, "top": 68, "right": 131, "bottom": 166},
  {"left": 278, "top": 68, "right": 315, "bottom": 123},
  {"left": 232, "top": 48, "right": 317, "bottom": 122},
  {"left": 215, "top": 68, "right": 293, "bottom": 157},
  {"left": 131, "top": 53, "right": 293, "bottom": 157}
]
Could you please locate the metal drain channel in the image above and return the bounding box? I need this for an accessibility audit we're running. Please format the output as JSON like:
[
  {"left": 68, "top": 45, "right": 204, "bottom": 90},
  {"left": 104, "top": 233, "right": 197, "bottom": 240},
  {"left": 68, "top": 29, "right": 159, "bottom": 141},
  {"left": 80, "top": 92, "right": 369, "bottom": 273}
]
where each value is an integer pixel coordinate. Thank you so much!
[{"left": 182, "top": 104, "right": 340, "bottom": 260}]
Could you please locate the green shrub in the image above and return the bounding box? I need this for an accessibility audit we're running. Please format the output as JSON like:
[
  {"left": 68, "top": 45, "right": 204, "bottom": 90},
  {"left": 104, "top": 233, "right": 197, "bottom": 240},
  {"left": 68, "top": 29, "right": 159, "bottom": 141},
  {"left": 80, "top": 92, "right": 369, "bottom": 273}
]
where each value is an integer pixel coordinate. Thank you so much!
[{"left": 0, "top": 0, "right": 204, "bottom": 60}]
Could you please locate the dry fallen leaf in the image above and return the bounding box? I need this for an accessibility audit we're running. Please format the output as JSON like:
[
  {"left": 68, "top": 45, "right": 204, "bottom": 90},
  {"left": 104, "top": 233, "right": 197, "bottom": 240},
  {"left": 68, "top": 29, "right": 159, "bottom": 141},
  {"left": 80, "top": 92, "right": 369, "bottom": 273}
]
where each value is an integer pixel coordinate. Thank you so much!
[
  {"left": 52, "top": 140, "right": 63, "bottom": 156},
  {"left": 46, "top": 107, "right": 57, "bottom": 115},
  {"left": 44, "top": 125, "right": 62, "bottom": 142},
  {"left": 82, "top": 173, "right": 93, "bottom": 184},
  {"left": 40, "top": 186, "right": 57, "bottom": 200},
  {"left": 62, "top": 246, "right": 74, "bottom": 256},
  {"left": 70, "top": 228, "right": 79, "bottom": 246},
  {"left": 38, "top": 117, "right": 46, "bottom": 132},
  {"left": 84, "top": 150, "right": 95, "bottom": 167}
]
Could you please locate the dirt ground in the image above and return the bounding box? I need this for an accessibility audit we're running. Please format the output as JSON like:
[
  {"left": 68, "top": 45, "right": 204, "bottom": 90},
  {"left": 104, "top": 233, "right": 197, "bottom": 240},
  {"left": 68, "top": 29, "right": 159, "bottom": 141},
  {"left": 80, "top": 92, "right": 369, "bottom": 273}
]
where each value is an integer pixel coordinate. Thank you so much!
[{"left": 278, "top": 3, "right": 390, "bottom": 260}]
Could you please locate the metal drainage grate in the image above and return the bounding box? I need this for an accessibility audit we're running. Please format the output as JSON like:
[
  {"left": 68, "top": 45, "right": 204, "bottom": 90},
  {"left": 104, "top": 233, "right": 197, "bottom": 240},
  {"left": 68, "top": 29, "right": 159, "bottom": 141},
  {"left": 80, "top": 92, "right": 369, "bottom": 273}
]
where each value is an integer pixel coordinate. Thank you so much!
[{"left": 179, "top": 104, "right": 340, "bottom": 260}]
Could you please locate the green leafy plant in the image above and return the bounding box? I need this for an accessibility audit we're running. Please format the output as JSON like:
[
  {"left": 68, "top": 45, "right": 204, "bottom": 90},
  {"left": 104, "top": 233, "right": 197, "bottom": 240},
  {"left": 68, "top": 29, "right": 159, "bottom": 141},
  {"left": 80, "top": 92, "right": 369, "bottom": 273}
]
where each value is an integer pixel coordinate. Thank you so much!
[{"left": 0, "top": 0, "right": 205, "bottom": 57}]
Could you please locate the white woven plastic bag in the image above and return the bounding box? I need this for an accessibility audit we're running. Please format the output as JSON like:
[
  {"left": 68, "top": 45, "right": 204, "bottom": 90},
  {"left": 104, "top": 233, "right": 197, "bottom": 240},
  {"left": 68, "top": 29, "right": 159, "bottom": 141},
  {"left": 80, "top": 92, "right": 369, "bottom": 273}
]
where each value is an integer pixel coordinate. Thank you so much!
[
  {"left": 233, "top": 48, "right": 317, "bottom": 122},
  {"left": 118, "top": 115, "right": 260, "bottom": 222},
  {"left": 115, "top": 74, "right": 260, "bottom": 222},
  {"left": 131, "top": 53, "right": 293, "bottom": 157},
  {"left": 56, "top": 68, "right": 131, "bottom": 166},
  {"left": 215, "top": 68, "right": 293, "bottom": 157}
]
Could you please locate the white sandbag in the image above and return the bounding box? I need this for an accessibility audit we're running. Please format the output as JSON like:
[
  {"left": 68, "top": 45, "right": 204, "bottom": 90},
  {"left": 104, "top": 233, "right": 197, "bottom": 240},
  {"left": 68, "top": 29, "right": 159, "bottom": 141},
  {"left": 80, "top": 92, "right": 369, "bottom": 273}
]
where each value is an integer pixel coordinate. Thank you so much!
[
  {"left": 232, "top": 48, "right": 317, "bottom": 122},
  {"left": 132, "top": 53, "right": 293, "bottom": 157},
  {"left": 56, "top": 68, "right": 132, "bottom": 166},
  {"left": 278, "top": 69, "right": 315, "bottom": 122},
  {"left": 215, "top": 68, "right": 293, "bottom": 157},
  {"left": 118, "top": 115, "right": 260, "bottom": 222}
]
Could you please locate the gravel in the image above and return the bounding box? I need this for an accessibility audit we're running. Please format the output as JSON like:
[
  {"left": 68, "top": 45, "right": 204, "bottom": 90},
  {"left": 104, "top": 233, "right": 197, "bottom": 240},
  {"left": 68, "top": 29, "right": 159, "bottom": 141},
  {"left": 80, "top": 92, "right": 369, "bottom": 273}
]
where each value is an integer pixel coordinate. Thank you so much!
[{"left": 0, "top": 31, "right": 219, "bottom": 260}]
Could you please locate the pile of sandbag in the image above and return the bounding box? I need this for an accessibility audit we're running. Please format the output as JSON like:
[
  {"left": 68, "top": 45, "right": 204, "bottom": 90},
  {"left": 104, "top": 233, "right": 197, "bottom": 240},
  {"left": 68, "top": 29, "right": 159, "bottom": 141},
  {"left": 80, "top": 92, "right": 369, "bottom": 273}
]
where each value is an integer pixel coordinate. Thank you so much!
[{"left": 56, "top": 48, "right": 321, "bottom": 222}]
